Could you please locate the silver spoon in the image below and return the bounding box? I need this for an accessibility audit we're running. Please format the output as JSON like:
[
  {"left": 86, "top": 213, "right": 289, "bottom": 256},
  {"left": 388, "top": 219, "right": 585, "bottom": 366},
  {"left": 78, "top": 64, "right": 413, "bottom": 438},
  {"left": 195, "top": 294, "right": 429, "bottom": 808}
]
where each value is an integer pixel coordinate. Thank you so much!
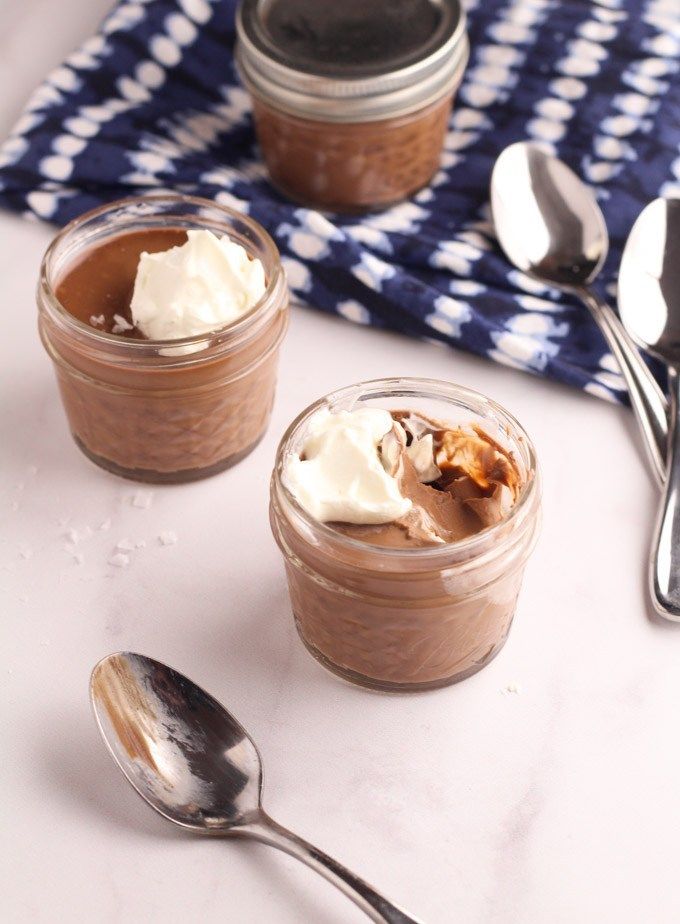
[
  {"left": 618, "top": 198, "right": 680, "bottom": 621},
  {"left": 90, "top": 652, "right": 423, "bottom": 923},
  {"left": 491, "top": 141, "right": 668, "bottom": 486}
]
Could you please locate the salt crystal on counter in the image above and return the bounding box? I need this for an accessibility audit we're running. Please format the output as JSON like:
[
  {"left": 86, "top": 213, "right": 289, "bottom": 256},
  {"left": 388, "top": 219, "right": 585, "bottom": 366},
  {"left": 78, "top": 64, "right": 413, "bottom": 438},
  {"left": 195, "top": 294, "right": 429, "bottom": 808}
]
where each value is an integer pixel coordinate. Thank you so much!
[
  {"left": 135, "top": 539, "right": 147, "bottom": 548},
  {"left": 108, "top": 552, "right": 130, "bottom": 568},
  {"left": 19, "top": 546, "right": 33, "bottom": 560},
  {"left": 132, "top": 490, "right": 153, "bottom": 509},
  {"left": 99, "top": 518, "right": 112, "bottom": 531},
  {"left": 72, "top": 552, "right": 84, "bottom": 565},
  {"left": 64, "top": 527, "right": 79, "bottom": 545},
  {"left": 503, "top": 682, "right": 521, "bottom": 695},
  {"left": 158, "top": 531, "right": 178, "bottom": 546},
  {"left": 116, "top": 538, "right": 135, "bottom": 552}
]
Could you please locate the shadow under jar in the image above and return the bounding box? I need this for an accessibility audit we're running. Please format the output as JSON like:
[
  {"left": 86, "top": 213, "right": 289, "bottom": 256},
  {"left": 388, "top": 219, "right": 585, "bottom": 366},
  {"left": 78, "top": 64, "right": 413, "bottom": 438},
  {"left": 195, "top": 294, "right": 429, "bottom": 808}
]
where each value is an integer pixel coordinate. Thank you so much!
[
  {"left": 270, "top": 379, "right": 541, "bottom": 692},
  {"left": 38, "top": 195, "right": 289, "bottom": 483},
  {"left": 236, "top": 0, "right": 469, "bottom": 213}
]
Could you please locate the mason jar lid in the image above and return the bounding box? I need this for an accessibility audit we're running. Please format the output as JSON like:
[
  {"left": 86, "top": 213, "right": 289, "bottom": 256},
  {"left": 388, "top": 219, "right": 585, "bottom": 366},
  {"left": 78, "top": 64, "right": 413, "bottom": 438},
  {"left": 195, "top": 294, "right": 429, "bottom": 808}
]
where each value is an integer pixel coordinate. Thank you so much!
[{"left": 235, "top": 0, "right": 469, "bottom": 123}]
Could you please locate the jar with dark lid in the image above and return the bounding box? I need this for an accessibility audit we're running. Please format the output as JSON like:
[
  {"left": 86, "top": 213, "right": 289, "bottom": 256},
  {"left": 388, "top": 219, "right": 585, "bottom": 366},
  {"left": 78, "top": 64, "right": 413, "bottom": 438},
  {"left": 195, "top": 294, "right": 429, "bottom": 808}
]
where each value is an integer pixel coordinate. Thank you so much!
[{"left": 236, "top": 0, "right": 469, "bottom": 213}]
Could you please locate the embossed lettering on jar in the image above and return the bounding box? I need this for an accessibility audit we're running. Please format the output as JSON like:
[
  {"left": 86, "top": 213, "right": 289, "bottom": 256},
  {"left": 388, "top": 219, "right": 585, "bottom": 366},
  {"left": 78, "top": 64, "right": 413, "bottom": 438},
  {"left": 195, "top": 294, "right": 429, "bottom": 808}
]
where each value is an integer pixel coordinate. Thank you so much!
[
  {"left": 38, "top": 195, "right": 289, "bottom": 483},
  {"left": 270, "top": 379, "right": 541, "bottom": 692},
  {"left": 236, "top": 0, "right": 469, "bottom": 212}
]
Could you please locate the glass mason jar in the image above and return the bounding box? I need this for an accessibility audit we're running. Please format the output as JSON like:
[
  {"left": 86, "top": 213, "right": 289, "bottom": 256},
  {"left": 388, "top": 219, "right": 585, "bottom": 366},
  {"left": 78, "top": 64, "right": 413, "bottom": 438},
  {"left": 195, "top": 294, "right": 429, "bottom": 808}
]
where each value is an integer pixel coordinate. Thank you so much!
[
  {"left": 236, "top": 0, "right": 469, "bottom": 213},
  {"left": 38, "top": 194, "right": 289, "bottom": 483},
  {"left": 270, "top": 379, "right": 541, "bottom": 692}
]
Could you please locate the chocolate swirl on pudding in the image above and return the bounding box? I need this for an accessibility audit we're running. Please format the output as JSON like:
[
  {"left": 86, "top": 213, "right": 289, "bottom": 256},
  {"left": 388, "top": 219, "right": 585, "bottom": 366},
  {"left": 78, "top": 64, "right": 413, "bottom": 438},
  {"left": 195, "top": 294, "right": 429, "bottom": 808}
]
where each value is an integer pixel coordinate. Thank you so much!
[
  {"left": 331, "top": 411, "right": 520, "bottom": 548},
  {"left": 282, "top": 407, "right": 520, "bottom": 548}
]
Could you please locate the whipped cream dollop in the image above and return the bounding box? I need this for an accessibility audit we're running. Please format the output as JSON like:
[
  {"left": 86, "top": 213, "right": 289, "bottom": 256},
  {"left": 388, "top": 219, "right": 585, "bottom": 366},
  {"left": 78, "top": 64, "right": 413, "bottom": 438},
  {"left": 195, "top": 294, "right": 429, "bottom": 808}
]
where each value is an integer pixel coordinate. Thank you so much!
[
  {"left": 282, "top": 408, "right": 412, "bottom": 524},
  {"left": 130, "top": 229, "right": 266, "bottom": 340}
]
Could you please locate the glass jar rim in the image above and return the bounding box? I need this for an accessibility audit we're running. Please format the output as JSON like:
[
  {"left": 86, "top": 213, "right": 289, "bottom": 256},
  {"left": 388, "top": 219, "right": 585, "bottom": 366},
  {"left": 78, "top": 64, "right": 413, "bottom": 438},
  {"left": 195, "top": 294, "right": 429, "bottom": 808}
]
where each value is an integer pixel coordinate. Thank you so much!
[
  {"left": 272, "top": 377, "right": 540, "bottom": 564},
  {"left": 38, "top": 193, "right": 285, "bottom": 359}
]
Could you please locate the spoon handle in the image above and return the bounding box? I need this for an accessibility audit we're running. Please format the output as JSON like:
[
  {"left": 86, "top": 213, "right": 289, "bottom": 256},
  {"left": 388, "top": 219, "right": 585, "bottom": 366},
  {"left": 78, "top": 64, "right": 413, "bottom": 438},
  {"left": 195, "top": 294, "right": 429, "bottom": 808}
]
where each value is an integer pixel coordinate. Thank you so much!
[
  {"left": 579, "top": 288, "right": 668, "bottom": 486},
  {"left": 239, "top": 812, "right": 423, "bottom": 923},
  {"left": 650, "top": 367, "right": 680, "bottom": 620}
]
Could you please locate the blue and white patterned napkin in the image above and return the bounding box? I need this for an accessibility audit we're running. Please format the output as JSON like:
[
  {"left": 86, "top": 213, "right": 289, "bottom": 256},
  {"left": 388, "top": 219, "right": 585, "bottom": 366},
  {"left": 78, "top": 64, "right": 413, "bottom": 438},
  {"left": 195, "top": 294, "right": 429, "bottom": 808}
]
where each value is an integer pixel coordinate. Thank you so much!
[{"left": 1, "top": 0, "right": 679, "bottom": 402}]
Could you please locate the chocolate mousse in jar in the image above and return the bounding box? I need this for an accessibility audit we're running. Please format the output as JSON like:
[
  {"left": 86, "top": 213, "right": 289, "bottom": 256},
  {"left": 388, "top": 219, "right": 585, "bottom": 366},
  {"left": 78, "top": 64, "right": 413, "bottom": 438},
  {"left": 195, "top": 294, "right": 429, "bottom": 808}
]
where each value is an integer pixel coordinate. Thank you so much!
[
  {"left": 236, "top": 0, "right": 469, "bottom": 212},
  {"left": 38, "top": 194, "right": 288, "bottom": 483},
  {"left": 270, "top": 378, "right": 541, "bottom": 692}
]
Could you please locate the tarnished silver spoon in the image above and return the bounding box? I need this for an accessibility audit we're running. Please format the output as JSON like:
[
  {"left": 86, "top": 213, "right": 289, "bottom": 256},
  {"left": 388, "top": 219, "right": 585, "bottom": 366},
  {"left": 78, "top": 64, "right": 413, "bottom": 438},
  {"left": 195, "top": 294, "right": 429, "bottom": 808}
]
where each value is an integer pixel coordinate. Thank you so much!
[
  {"left": 491, "top": 141, "right": 668, "bottom": 485},
  {"left": 90, "top": 652, "right": 422, "bottom": 923}
]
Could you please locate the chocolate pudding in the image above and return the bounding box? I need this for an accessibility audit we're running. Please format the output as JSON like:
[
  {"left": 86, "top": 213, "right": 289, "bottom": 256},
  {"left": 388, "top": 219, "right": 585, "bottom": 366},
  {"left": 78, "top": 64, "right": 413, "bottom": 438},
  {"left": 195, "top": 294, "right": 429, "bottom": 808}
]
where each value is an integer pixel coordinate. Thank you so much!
[
  {"left": 249, "top": 96, "right": 455, "bottom": 213},
  {"left": 38, "top": 195, "right": 289, "bottom": 483},
  {"left": 236, "top": 0, "right": 469, "bottom": 212},
  {"left": 331, "top": 411, "right": 519, "bottom": 548},
  {"left": 56, "top": 228, "right": 187, "bottom": 338},
  {"left": 270, "top": 381, "right": 541, "bottom": 691}
]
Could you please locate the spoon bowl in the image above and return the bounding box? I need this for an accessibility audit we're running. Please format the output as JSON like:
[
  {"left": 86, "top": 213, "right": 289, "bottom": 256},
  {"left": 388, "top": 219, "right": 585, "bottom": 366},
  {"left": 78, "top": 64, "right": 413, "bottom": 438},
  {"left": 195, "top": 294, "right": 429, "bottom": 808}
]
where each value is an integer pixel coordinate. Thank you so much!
[
  {"left": 619, "top": 198, "right": 680, "bottom": 358},
  {"left": 91, "top": 652, "right": 262, "bottom": 831},
  {"left": 491, "top": 141, "right": 667, "bottom": 485},
  {"left": 91, "top": 652, "right": 421, "bottom": 923},
  {"left": 619, "top": 198, "right": 680, "bottom": 621},
  {"left": 491, "top": 141, "right": 608, "bottom": 287}
]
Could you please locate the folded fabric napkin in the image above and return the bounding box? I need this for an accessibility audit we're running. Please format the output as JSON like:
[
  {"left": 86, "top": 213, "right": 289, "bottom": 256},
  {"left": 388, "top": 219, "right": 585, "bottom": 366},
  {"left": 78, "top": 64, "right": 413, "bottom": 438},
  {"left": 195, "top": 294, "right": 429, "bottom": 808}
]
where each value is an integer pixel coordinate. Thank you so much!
[{"left": 1, "top": 0, "right": 679, "bottom": 402}]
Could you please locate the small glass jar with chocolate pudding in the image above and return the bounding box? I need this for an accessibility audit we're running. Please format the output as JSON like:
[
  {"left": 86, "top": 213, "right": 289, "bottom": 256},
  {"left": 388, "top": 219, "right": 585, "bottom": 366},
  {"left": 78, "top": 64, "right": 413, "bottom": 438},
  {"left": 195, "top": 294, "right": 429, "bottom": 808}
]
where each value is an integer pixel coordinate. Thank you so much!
[
  {"left": 236, "top": 0, "right": 469, "bottom": 213},
  {"left": 270, "top": 379, "right": 541, "bottom": 692},
  {"left": 37, "top": 194, "right": 289, "bottom": 483}
]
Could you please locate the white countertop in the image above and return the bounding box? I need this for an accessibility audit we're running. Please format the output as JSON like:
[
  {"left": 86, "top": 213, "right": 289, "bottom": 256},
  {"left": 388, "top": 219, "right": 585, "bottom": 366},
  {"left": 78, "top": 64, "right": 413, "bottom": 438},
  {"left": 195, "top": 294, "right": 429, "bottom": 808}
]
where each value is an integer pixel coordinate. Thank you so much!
[{"left": 3, "top": 3, "right": 680, "bottom": 923}]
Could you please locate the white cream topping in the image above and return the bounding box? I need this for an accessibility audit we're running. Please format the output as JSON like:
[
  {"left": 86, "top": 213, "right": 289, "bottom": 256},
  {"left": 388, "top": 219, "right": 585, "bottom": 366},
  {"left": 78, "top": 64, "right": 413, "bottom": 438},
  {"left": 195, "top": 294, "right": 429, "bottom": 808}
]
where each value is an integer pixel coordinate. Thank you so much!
[
  {"left": 282, "top": 408, "right": 412, "bottom": 525},
  {"left": 130, "top": 229, "right": 266, "bottom": 340}
]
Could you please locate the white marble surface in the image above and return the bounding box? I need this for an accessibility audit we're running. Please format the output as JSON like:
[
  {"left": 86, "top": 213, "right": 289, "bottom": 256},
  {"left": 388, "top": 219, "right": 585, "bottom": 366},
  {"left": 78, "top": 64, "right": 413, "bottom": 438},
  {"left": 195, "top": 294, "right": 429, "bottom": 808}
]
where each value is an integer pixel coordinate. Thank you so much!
[{"left": 2, "top": 3, "right": 680, "bottom": 922}]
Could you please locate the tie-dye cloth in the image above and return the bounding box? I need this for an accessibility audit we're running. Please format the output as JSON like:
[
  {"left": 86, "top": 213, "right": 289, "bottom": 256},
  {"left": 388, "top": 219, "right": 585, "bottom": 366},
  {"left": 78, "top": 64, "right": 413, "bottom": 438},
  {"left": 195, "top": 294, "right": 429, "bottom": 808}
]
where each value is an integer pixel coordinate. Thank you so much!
[{"left": 1, "top": 0, "right": 679, "bottom": 403}]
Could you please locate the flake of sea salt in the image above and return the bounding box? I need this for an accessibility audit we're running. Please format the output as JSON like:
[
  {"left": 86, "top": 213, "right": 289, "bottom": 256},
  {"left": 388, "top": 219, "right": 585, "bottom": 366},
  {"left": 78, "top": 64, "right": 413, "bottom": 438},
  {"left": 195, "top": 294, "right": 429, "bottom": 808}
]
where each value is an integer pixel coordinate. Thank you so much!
[
  {"left": 116, "top": 538, "right": 135, "bottom": 552},
  {"left": 108, "top": 552, "right": 130, "bottom": 568},
  {"left": 89, "top": 314, "right": 105, "bottom": 326},
  {"left": 132, "top": 490, "right": 153, "bottom": 509},
  {"left": 19, "top": 546, "right": 33, "bottom": 560},
  {"left": 135, "top": 539, "right": 147, "bottom": 549},
  {"left": 72, "top": 552, "right": 84, "bottom": 565},
  {"left": 64, "top": 527, "right": 79, "bottom": 545},
  {"left": 503, "top": 682, "right": 521, "bottom": 695},
  {"left": 99, "top": 518, "right": 112, "bottom": 531},
  {"left": 158, "top": 531, "right": 178, "bottom": 546}
]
